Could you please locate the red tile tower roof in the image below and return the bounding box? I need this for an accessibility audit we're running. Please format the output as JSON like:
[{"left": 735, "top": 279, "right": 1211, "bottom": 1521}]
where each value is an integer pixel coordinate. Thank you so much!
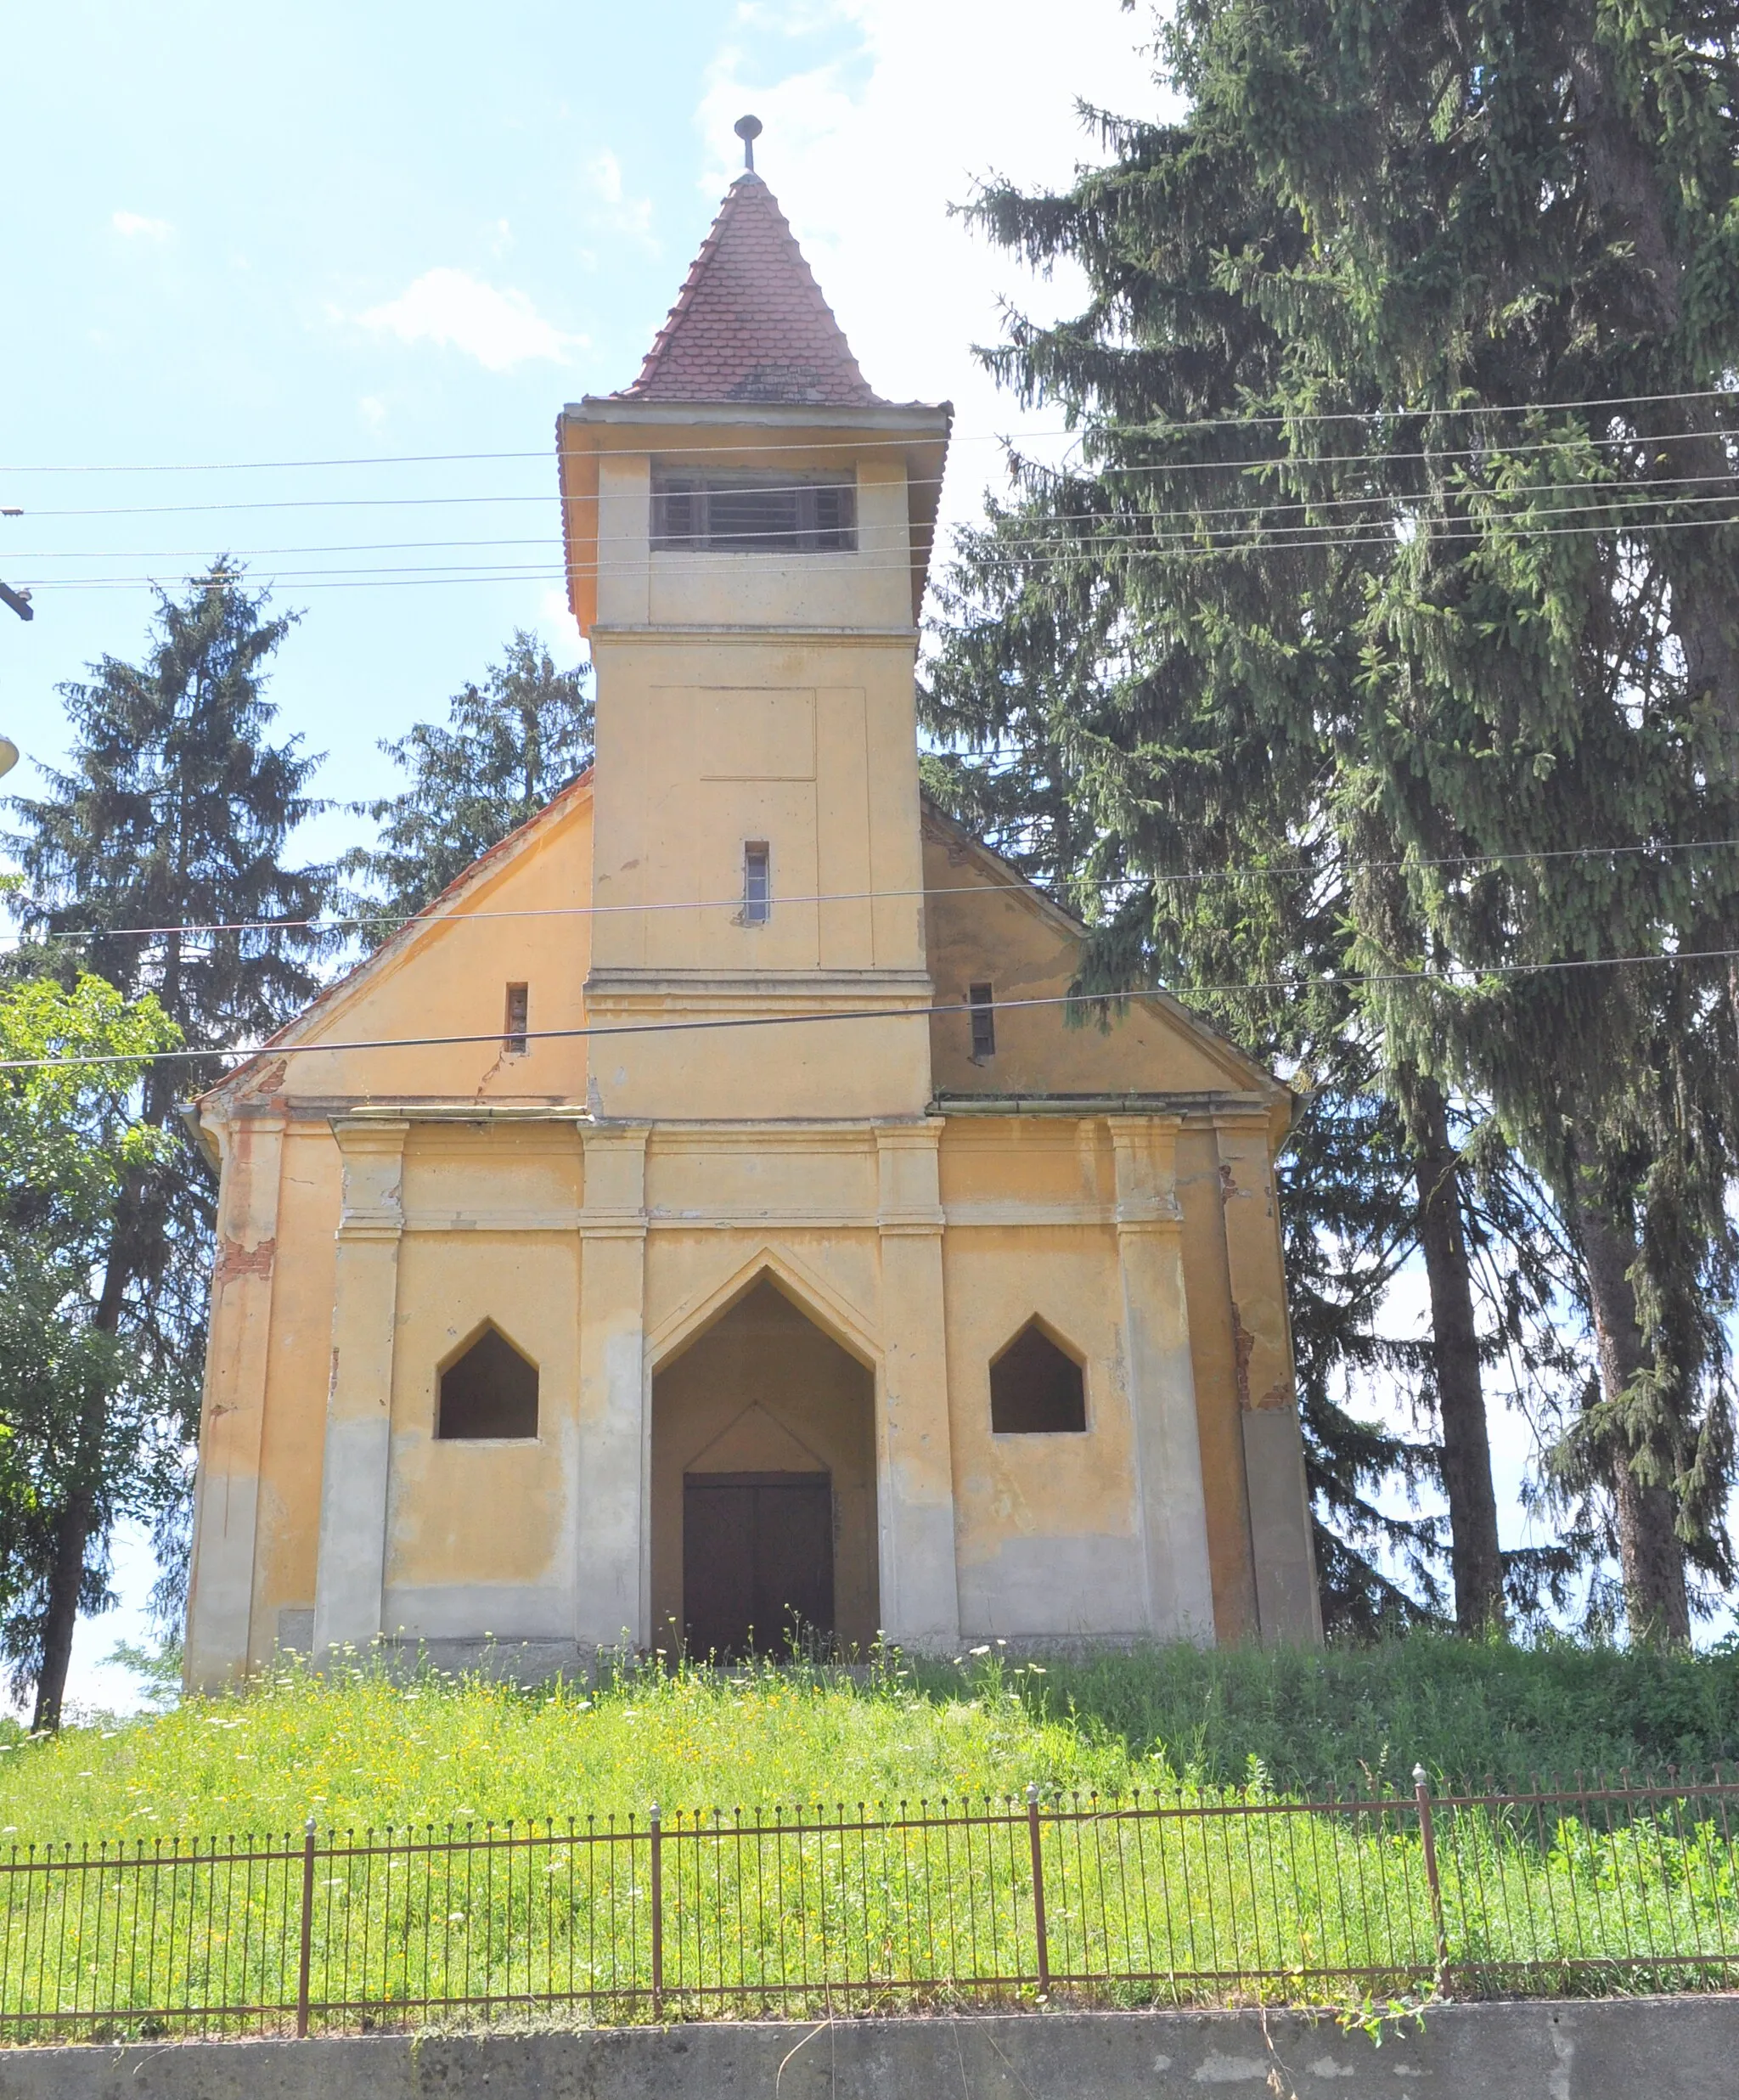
[{"left": 622, "top": 173, "right": 884, "bottom": 407}]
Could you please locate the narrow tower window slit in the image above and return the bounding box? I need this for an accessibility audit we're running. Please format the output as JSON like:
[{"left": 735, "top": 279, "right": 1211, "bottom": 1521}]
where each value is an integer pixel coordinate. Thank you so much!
[
  {"left": 969, "top": 982, "right": 996, "bottom": 1060},
  {"left": 743, "top": 842, "right": 771, "bottom": 926},
  {"left": 504, "top": 982, "right": 529, "bottom": 1055}
]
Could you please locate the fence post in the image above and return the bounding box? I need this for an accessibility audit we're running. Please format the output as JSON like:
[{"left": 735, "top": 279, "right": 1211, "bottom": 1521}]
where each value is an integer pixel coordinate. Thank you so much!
[
  {"left": 1026, "top": 1782, "right": 1051, "bottom": 1996},
  {"left": 649, "top": 1803, "right": 664, "bottom": 2019},
  {"left": 1412, "top": 1765, "right": 1449, "bottom": 1996},
  {"left": 295, "top": 1816, "right": 318, "bottom": 2039}
]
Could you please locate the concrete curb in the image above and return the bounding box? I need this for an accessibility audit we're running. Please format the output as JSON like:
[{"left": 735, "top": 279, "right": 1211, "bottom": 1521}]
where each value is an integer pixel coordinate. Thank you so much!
[{"left": 0, "top": 1997, "right": 1734, "bottom": 2098}]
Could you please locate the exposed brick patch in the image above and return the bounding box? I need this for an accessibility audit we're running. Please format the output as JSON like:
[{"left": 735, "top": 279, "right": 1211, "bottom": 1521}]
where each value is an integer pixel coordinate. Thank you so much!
[
  {"left": 241, "top": 1058, "right": 288, "bottom": 1100},
  {"left": 213, "top": 1236, "right": 275, "bottom": 1289},
  {"left": 623, "top": 174, "right": 883, "bottom": 406},
  {"left": 1230, "top": 1304, "right": 1253, "bottom": 1411}
]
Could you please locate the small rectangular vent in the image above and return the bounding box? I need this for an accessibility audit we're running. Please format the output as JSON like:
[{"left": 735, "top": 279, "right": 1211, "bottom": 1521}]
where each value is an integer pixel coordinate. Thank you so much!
[
  {"left": 504, "top": 982, "right": 529, "bottom": 1056},
  {"left": 969, "top": 982, "right": 996, "bottom": 1060},
  {"left": 743, "top": 842, "right": 771, "bottom": 926},
  {"left": 652, "top": 469, "right": 856, "bottom": 553}
]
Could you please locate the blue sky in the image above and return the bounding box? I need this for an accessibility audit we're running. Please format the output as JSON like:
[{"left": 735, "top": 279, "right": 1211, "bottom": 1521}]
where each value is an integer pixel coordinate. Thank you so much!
[
  {"left": 0, "top": 0, "right": 1160, "bottom": 862},
  {"left": 1, "top": 0, "right": 1172, "bottom": 1709},
  {"left": 0, "top": 3, "right": 1658, "bottom": 1708}
]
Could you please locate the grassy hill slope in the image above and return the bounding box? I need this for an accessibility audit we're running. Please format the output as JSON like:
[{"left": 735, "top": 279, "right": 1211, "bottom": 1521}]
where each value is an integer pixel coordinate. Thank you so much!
[{"left": 0, "top": 1635, "right": 1736, "bottom": 1845}]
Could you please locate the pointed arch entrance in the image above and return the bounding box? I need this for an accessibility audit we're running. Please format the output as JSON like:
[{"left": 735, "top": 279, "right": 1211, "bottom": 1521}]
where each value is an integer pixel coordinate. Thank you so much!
[{"left": 650, "top": 1273, "right": 878, "bottom": 1658}]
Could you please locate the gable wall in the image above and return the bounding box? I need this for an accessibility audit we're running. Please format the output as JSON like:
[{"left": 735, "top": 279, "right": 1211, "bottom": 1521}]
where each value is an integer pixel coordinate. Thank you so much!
[
  {"left": 920, "top": 822, "right": 1247, "bottom": 1097},
  {"left": 258, "top": 790, "right": 595, "bottom": 1109}
]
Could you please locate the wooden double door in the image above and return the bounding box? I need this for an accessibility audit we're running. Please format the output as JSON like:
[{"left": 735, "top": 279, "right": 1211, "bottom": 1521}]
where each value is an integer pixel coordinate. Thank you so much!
[{"left": 682, "top": 1470, "right": 835, "bottom": 1659}]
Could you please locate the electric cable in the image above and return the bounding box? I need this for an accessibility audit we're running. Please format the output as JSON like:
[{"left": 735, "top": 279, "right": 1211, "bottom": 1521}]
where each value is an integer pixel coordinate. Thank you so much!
[
  {"left": 3, "top": 949, "right": 1735, "bottom": 1075},
  {"left": 17, "top": 499, "right": 1739, "bottom": 594},
  {"left": 11, "top": 466, "right": 1739, "bottom": 566},
  {"left": 8, "top": 833, "right": 1739, "bottom": 951},
  {"left": 4, "top": 382, "right": 1739, "bottom": 476},
  {"left": 8, "top": 425, "right": 1739, "bottom": 522}
]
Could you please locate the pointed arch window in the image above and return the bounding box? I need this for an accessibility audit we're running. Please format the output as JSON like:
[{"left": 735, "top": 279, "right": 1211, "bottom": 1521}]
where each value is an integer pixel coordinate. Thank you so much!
[
  {"left": 989, "top": 1319, "right": 1086, "bottom": 1435},
  {"left": 437, "top": 1324, "right": 540, "bottom": 1440}
]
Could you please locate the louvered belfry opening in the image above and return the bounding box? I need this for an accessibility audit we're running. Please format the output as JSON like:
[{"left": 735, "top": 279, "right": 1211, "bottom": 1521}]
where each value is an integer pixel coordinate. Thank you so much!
[{"left": 650, "top": 468, "right": 856, "bottom": 552}]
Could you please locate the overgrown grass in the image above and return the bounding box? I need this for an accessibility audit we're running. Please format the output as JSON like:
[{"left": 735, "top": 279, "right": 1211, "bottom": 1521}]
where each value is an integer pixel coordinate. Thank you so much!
[
  {"left": 1, "top": 1634, "right": 1736, "bottom": 1844},
  {"left": 0, "top": 1639, "right": 1736, "bottom": 2038}
]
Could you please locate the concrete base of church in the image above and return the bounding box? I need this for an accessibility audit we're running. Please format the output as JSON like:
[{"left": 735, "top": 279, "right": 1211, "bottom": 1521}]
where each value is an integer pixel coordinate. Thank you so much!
[{"left": 270, "top": 1628, "right": 1241, "bottom": 1694}]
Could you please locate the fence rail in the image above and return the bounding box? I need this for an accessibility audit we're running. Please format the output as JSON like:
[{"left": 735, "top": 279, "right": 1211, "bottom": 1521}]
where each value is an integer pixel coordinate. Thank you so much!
[{"left": 2, "top": 1770, "right": 1736, "bottom": 2041}]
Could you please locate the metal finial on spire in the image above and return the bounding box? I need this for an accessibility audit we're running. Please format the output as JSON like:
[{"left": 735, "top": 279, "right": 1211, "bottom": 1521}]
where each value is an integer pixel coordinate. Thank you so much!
[{"left": 734, "top": 113, "right": 763, "bottom": 173}]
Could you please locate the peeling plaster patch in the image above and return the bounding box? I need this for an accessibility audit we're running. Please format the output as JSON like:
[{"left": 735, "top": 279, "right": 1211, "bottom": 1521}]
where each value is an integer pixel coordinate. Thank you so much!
[
  {"left": 242, "top": 1058, "right": 288, "bottom": 1099},
  {"left": 1192, "top": 2052, "right": 1269, "bottom": 2082},
  {"left": 1230, "top": 1305, "right": 1254, "bottom": 1411},
  {"left": 213, "top": 1236, "right": 276, "bottom": 1290}
]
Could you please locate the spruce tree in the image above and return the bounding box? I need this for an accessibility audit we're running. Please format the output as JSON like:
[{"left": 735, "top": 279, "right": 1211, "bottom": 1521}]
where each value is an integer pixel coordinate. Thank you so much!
[
  {"left": 4, "top": 562, "right": 332, "bottom": 1722},
  {"left": 346, "top": 631, "right": 593, "bottom": 930},
  {"left": 925, "top": 515, "right": 1573, "bottom": 1630},
  {"left": 939, "top": 0, "right": 1739, "bottom": 1634}
]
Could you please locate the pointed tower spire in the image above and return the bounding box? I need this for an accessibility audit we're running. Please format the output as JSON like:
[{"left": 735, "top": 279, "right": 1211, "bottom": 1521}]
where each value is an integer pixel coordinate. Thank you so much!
[{"left": 621, "top": 128, "right": 883, "bottom": 407}]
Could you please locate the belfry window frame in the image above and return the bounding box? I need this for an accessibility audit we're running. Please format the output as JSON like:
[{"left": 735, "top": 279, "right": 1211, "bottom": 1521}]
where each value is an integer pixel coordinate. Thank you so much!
[{"left": 650, "top": 465, "right": 857, "bottom": 554}]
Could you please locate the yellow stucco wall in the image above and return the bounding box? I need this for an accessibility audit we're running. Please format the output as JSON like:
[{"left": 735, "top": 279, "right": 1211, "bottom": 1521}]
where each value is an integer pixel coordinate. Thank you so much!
[
  {"left": 184, "top": 399, "right": 1318, "bottom": 1687},
  {"left": 264, "top": 782, "right": 596, "bottom": 1107}
]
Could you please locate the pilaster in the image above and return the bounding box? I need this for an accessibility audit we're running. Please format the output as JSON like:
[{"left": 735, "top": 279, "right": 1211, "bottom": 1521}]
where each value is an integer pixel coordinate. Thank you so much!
[
  {"left": 1215, "top": 1117, "right": 1320, "bottom": 1641},
  {"left": 312, "top": 1119, "right": 408, "bottom": 1658},
  {"left": 874, "top": 1121, "right": 960, "bottom": 1648},
  {"left": 575, "top": 1124, "right": 650, "bottom": 1651},
  {"left": 1108, "top": 1117, "right": 1216, "bottom": 1639},
  {"left": 184, "top": 1106, "right": 285, "bottom": 1686}
]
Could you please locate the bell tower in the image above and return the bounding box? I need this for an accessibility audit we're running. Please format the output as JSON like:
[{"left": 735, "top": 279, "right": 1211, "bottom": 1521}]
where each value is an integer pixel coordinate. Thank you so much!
[{"left": 557, "top": 128, "right": 952, "bottom": 1121}]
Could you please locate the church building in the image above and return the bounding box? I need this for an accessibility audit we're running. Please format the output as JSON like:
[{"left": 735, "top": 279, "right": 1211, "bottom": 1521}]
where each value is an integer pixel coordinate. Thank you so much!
[{"left": 182, "top": 143, "right": 1320, "bottom": 1688}]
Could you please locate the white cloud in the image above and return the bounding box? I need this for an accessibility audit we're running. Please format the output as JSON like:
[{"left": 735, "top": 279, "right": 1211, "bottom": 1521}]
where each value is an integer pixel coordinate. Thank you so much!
[
  {"left": 112, "top": 210, "right": 171, "bottom": 240},
  {"left": 358, "top": 395, "right": 387, "bottom": 431},
  {"left": 360, "top": 268, "right": 583, "bottom": 372},
  {"left": 692, "top": 0, "right": 1168, "bottom": 538},
  {"left": 585, "top": 149, "right": 656, "bottom": 248},
  {"left": 538, "top": 589, "right": 588, "bottom": 669}
]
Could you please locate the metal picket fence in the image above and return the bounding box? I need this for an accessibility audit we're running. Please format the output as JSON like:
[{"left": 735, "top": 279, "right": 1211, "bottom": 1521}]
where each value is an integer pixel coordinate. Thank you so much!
[{"left": 2, "top": 1770, "right": 1737, "bottom": 2041}]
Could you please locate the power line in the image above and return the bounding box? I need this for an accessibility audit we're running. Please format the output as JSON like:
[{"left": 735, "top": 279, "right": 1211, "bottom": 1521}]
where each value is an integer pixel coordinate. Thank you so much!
[
  {"left": 8, "top": 836, "right": 1739, "bottom": 951},
  {"left": 8, "top": 467, "right": 1739, "bottom": 569},
  {"left": 13, "top": 464, "right": 1739, "bottom": 566},
  {"left": 3, "top": 385, "right": 1738, "bottom": 477},
  {"left": 4, "top": 949, "right": 1735, "bottom": 1076},
  {"left": 6, "top": 423, "right": 1734, "bottom": 524},
  {"left": 15, "top": 501, "right": 1739, "bottom": 595}
]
